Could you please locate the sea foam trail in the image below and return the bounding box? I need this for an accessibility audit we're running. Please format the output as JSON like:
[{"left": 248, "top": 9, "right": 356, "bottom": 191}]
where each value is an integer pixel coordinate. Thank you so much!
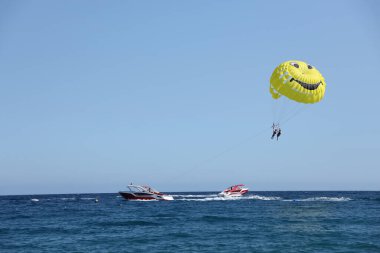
[
  {"left": 174, "top": 194, "right": 352, "bottom": 202},
  {"left": 31, "top": 194, "right": 352, "bottom": 203},
  {"left": 175, "top": 194, "right": 282, "bottom": 201},
  {"left": 172, "top": 194, "right": 218, "bottom": 198},
  {"left": 293, "top": 197, "right": 352, "bottom": 202},
  {"left": 179, "top": 197, "right": 243, "bottom": 201},
  {"left": 249, "top": 195, "right": 282, "bottom": 201}
]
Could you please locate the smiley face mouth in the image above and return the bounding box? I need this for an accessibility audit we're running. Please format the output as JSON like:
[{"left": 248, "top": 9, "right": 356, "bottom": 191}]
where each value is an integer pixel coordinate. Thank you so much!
[{"left": 290, "top": 78, "right": 322, "bottom": 90}]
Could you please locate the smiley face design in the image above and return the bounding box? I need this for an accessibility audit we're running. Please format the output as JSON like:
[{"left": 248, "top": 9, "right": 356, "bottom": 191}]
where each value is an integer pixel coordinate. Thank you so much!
[{"left": 270, "top": 60, "right": 326, "bottom": 104}]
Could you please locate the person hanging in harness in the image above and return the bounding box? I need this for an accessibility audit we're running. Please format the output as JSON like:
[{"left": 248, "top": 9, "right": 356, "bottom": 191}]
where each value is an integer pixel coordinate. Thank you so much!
[
  {"left": 271, "top": 128, "right": 277, "bottom": 139},
  {"left": 276, "top": 128, "right": 281, "bottom": 140},
  {"left": 271, "top": 123, "right": 279, "bottom": 140}
]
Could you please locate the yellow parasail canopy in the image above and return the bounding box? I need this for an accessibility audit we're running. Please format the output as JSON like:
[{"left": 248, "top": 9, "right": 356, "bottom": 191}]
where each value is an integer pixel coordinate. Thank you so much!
[{"left": 270, "top": 60, "right": 326, "bottom": 104}]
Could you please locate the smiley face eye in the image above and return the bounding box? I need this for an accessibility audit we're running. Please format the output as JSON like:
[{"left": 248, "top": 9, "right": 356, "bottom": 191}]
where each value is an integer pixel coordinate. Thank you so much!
[
  {"left": 307, "top": 65, "right": 313, "bottom": 69},
  {"left": 290, "top": 62, "right": 299, "bottom": 68}
]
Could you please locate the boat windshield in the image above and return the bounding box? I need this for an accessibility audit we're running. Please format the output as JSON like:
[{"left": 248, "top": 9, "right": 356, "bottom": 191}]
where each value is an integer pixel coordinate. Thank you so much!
[
  {"left": 142, "top": 186, "right": 159, "bottom": 193},
  {"left": 128, "top": 185, "right": 149, "bottom": 193},
  {"left": 127, "top": 185, "right": 160, "bottom": 194},
  {"left": 228, "top": 185, "right": 244, "bottom": 191}
]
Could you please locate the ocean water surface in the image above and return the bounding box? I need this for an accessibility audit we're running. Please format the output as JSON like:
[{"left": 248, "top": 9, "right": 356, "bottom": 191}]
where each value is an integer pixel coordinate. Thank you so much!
[{"left": 1, "top": 191, "right": 380, "bottom": 252}]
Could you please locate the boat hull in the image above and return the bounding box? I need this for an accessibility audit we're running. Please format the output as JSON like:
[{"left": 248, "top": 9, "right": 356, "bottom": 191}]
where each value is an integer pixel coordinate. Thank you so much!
[
  {"left": 218, "top": 189, "right": 249, "bottom": 197},
  {"left": 119, "top": 191, "right": 173, "bottom": 201}
]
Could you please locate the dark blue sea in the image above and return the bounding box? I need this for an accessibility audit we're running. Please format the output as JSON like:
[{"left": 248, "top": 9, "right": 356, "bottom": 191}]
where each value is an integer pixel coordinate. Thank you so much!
[{"left": 1, "top": 192, "right": 380, "bottom": 253}]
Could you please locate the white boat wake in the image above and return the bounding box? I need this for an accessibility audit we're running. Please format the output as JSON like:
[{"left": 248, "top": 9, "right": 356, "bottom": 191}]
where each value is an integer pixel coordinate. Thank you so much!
[{"left": 173, "top": 194, "right": 351, "bottom": 202}]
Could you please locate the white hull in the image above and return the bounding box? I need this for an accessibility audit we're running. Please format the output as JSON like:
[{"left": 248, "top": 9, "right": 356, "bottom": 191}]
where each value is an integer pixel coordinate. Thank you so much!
[
  {"left": 218, "top": 192, "right": 246, "bottom": 197},
  {"left": 218, "top": 185, "right": 249, "bottom": 197}
]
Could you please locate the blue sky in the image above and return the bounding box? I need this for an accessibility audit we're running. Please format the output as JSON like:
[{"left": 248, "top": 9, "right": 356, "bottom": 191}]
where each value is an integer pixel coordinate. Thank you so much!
[{"left": 1, "top": 0, "right": 379, "bottom": 194}]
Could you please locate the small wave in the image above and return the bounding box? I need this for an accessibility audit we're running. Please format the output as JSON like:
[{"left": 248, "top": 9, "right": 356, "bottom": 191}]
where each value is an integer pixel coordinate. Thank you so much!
[
  {"left": 80, "top": 197, "right": 96, "bottom": 200},
  {"left": 61, "top": 197, "right": 76, "bottom": 201}
]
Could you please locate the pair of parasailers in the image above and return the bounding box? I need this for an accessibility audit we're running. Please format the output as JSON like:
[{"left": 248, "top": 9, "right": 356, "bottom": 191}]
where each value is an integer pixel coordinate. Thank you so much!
[{"left": 271, "top": 123, "right": 281, "bottom": 140}]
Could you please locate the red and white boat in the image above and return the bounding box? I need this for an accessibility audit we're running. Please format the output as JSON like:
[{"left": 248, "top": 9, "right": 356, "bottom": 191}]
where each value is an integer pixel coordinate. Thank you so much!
[
  {"left": 119, "top": 184, "right": 174, "bottom": 201},
  {"left": 218, "top": 184, "right": 249, "bottom": 197}
]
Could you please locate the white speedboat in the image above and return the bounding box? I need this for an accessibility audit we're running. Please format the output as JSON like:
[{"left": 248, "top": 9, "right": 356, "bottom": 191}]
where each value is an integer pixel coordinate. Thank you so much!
[
  {"left": 218, "top": 184, "right": 249, "bottom": 197},
  {"left": 119, "top": 184, "right": 174, "bottom": 201}
]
